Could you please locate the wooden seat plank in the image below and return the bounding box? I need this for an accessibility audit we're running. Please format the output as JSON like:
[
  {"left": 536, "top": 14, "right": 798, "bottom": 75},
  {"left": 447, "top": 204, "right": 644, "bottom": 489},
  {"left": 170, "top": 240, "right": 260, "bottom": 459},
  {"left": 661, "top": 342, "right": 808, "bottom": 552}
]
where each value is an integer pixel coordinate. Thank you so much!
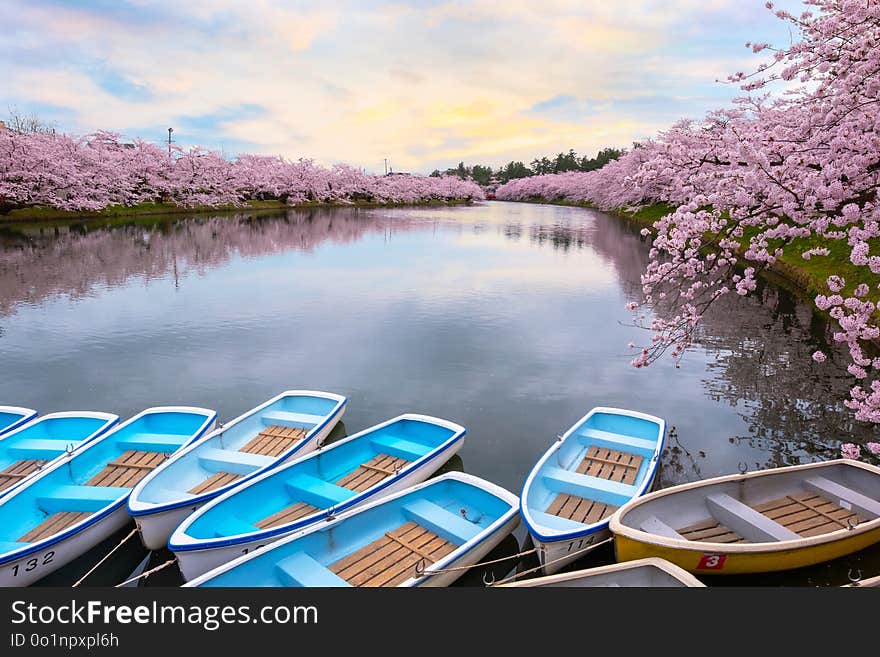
[
  {"left": 255, "top": 501, "right": 320, "bottom": 529},
  {"left": 752, "top": 492, "right": 864, "bottom": 537},
  {"left": 240, "top": 426, "right": 307, "bottom": 457},
  {"left": 329, "top": 522, "right": 456, "bottom": 587},
  {"left": 87, "top": 450, "right": 167, "bottom": 488},
  {"left": 19, "top": 511, "right": 91, "bottom": 542},
  {"left": 0, "top": 459, "right": 47, "bottom": 492},
  {"left": 576, "top": 446, "right": 643, "bottom": 486},
  {"left": 677, "top": 519, "right": 745, "bottom": 543},
  {"left": 336, "top": 454, "right": 409, "bottom": 493},
  {"left": 545, "top": 491, "right": 617, "bottom": 525},
  {"left": 188, "top": 471, "right": 243, "bottom": 495}
]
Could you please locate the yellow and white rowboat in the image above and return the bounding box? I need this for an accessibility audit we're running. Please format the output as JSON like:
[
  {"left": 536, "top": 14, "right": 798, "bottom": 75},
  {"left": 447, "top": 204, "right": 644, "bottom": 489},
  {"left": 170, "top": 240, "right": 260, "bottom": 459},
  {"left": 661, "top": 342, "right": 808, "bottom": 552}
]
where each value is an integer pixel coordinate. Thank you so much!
[{"left": 609, "top": 459, "right": 880, "bottom": 575}]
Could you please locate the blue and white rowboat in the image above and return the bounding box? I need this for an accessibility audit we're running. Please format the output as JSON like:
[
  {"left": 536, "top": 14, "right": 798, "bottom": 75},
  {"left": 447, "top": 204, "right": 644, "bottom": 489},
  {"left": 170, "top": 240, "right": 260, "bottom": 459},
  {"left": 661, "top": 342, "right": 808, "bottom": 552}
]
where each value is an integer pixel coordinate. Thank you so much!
[
  {"left": 0, "top": 406, "right": 216, "bottom": 586},
  {"left": 520, "top": 406, "right": 665, "bottom": 575},
  {"left": 0, "top": 411, "right": 119, "bottom": 498},
  {"left": 0, "top": 407, "right": 38, "bottom": 438},
  {"left": 185, "top": 472, "right": 520, "bottom": 587},
  {"left": 169, "top": 413, "right": 465, "bottom": 580},
  {"left": 128, "top": 391, "right": 347, "bottom": 550}
]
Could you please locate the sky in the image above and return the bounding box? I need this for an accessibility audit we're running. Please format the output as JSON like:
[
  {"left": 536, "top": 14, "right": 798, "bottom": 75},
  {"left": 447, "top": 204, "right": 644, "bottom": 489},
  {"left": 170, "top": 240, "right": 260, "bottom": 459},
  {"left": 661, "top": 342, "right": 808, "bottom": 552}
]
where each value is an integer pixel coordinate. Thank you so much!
[{"left": 1, "top": 0, "right": 805, "bottom": 174}]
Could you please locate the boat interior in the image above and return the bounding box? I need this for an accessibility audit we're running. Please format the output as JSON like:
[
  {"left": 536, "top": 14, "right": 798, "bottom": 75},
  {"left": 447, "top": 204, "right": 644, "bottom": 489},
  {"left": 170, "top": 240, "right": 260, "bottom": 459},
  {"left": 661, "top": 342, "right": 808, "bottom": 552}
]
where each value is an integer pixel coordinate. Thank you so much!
[
  {"left": 624, "top": 462, "right": 880, "bottom": 544},
  {"left": 194, "top": 476, "right": 511, "bottom": 587},
  {"left": 180, "top": 417, "right": 454, "bottom": 541},
  {"left": 134, "top": 394, "right": 341, "bottom": 506},
  {"left": 0, "top": 414, "right": 118, "bottom": 494}
]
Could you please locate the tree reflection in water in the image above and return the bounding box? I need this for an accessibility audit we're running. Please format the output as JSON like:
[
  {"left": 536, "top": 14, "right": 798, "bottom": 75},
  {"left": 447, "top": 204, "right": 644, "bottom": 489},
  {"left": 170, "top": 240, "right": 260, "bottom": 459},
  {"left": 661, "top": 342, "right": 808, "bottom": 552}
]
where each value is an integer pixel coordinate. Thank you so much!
[
  {"left": 508, "top": 208, "right": 879, "bottom": 484},
  {"left": 0, "top": 208, "right": 418, "bottom": 317}
]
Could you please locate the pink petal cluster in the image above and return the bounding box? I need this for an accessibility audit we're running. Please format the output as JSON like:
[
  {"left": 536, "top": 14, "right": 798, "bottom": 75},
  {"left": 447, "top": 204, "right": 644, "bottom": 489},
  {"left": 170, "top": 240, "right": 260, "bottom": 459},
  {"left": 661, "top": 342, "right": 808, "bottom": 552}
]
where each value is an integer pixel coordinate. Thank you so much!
[
  {"left": 840, "top": 443, "right": 861, "bottom": 460},
  {"left": 0, "top": 132, "right": 483, "bottom": 211},
  {"left": 498, "top": 1, "right": 880, "bottom": 456}
]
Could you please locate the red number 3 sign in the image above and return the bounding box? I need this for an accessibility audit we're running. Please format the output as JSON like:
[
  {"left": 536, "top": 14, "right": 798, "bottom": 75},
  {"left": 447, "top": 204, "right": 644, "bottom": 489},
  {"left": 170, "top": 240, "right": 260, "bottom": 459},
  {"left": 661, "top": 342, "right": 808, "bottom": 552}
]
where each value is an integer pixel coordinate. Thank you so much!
[{"left": 697, "top": 553, "right": 727, "bottom": 570}]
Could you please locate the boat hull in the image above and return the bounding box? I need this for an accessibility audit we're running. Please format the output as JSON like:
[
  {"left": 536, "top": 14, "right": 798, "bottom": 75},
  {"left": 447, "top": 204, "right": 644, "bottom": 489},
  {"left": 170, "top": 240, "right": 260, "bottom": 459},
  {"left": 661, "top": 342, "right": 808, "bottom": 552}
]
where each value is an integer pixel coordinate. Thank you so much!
[
  {"left": 614, "top": 525, "right": 880, "bottom": 575},
  {"left": 133, "top": 410, "right": 342, "bottom": 551},
  {"left": 532, "top": 526, "right": 610, "bottom": 576},
  {"left": 610, "top": 459, "right": 880, "bottom": 575},
  {"left": 175, "top": 439, "right": 464, "bottom": 581},
  {"left": 500, "top": 556, "right": 705, "bottom": 587},
  {"left": 0, "top": 506, "right": 129, "bottom": 587}
]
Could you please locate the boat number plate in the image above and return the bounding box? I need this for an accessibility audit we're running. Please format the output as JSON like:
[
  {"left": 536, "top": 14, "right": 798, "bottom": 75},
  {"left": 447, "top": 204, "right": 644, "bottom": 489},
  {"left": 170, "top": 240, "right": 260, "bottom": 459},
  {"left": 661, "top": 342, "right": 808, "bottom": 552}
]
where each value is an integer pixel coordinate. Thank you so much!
[
  {"left": 696, "top": 553, "right": 727, "bottom": 570},
  {"left": 10, "top": 551, "right": 55, "bottom": 577},
  {"left": 566, "top": 536, "right": 595, "bottom": 553}
]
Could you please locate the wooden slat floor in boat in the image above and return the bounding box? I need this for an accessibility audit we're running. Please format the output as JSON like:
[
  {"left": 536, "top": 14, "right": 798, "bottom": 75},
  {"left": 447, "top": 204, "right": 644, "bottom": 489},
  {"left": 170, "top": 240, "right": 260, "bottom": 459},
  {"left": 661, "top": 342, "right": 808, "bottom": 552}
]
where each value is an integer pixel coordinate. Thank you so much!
[
  {"left": 239, "top": 426, "right": 307, "bottom": 457},
  {"left": 0, "top": 459, "right": 46, "bottom": 493},
  {"left": 677, "top": 518, "right": 746, "bottom": 543},
  {"left": 336, "top": 454, "right": 409, "bottom": 493},
  {"left": 329, "top": 522, "right": 457, "bottom": 587},
  {"left": 19, "top": 511, "right": 91, "bottom": 542},
  {"left": 546, "top": 492, "right": 617, "bottom": 525},
  {"left": 255, "top": 501, "right": 321, "bottom": 529},
  {"left": 753, "top": 492, "right": 866, "bottom": 537},
  {"left": 678, "top": 491, "right": 868, "bottom": 544},
  {"left": 576, "top": 446, "right": 643, "bottom": 485},
  {"left": 86, "top": 450, "right": 167, "bottom": 488},
  {"left": 188, "top": 471, "right": 243, "bottom": 495}
]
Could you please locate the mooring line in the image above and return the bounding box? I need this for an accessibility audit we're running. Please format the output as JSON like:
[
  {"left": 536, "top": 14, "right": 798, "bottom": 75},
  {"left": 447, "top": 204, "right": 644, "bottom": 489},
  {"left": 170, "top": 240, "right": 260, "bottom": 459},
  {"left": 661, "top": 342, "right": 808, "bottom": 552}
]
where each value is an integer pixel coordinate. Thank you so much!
[
  {"left": 115, "top": 559, "right": 176, "bottom": 588},
  {"left": 72, "top": 528, "right": 138, "bottom": 588},
  {"left": 490, "top": 537, "right": 614, "bottom": 586},
  {"left": 415, "top": 547, "right": 539, "bottom": 577}
]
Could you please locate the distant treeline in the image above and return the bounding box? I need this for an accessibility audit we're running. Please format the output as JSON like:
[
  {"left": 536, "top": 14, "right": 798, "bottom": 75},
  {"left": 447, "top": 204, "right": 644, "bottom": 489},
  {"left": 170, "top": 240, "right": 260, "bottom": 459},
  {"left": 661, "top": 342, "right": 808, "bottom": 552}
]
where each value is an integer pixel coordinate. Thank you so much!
[{"left": 430, "top": 147, "right": 626, "bottom": 186}]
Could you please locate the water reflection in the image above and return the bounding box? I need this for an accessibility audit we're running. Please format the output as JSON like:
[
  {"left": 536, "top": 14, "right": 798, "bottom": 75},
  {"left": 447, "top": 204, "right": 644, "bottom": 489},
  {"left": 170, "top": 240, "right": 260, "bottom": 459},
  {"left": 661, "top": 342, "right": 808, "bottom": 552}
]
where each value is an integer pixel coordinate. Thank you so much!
[{"left": 0, "top": 208, "right": 423, "bottom": 317}]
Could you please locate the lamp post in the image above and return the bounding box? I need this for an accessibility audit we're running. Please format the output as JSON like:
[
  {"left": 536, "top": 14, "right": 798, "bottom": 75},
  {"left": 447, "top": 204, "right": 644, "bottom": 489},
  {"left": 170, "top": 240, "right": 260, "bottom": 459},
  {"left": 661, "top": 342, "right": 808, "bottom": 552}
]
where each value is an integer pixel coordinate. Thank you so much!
[{"left": 167, "top": 127, "right": 173, "bottom": 156}]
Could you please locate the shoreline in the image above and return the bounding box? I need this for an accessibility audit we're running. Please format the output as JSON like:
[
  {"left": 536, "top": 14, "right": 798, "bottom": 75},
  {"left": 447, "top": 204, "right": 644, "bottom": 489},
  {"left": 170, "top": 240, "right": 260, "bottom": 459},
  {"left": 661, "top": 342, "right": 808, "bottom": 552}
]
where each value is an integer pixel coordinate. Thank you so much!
[{"left": 0, "top": 198, "right": 475, "bottom": 224}]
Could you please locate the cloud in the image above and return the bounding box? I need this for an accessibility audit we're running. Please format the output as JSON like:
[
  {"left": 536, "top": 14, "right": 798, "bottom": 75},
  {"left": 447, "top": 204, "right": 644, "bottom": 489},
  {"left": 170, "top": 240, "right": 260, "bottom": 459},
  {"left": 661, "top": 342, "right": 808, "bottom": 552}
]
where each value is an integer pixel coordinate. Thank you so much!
[{"left": 0, "top": 0, "right": 803, "bottom": 172}]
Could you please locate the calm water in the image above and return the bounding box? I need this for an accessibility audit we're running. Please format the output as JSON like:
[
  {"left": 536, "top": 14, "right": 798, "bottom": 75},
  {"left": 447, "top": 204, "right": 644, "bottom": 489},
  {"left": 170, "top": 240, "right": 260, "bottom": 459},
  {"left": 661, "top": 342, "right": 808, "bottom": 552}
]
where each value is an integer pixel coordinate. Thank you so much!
[{"left": 2, "top": 201, "right": 877, "bottom": 586}]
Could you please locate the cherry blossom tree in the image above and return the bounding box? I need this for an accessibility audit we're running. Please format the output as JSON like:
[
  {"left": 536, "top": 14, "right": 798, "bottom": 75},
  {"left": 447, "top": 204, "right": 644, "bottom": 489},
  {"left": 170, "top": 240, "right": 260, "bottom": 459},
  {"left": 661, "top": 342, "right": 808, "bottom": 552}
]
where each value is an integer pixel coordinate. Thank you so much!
[
  {"left": 0, "top": 131, "right": 483, "bottom": 212},
  {"left": 497, "top": 0, "right": 880, "bottom": 459}
]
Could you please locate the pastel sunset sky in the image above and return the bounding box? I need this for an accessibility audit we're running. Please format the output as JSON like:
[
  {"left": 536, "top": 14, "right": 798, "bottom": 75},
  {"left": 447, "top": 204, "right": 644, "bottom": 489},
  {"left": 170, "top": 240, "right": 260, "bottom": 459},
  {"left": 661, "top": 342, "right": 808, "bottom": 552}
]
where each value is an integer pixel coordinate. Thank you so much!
[{"left": 2, "top": 0, "right": 803, "bottom": 174}]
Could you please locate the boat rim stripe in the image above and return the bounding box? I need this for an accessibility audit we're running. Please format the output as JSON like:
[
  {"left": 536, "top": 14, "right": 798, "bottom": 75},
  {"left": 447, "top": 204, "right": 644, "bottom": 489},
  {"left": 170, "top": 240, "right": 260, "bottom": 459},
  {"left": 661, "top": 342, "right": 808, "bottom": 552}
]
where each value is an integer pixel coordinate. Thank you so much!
[
  {"left": 127, "top": 399, "right": 347, "bottom": 517},
  {"left": 168, "top": 427, "right": 466, "bottom": 551}
]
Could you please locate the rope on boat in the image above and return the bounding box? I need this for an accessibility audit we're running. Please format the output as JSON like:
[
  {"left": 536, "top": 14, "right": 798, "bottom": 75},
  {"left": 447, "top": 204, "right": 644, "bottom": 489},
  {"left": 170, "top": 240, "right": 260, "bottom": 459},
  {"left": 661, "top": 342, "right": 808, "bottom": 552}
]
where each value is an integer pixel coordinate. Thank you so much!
[
  {"left": 115, "top": 559, "right": 176, "bottom": 588},
  {"left": 490, "top": 537, "right": 615, "bottom": 587},
  {"left": 72, "top": 528, "right": 138, "bottom": 587},
  {"left": 415, "top": 547, "right": 539, "bottom": 577}
]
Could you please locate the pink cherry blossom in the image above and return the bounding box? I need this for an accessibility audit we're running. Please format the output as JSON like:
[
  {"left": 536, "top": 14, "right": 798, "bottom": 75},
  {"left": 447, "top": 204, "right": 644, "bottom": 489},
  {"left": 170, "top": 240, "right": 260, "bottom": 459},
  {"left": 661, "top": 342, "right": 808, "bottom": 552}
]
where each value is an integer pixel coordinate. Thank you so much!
[
  {"left": 0, "top": 131, "right": 483, "bottom": 211},
  {"left": 497, "top": 0, "right": 880, "bottom": 457}
]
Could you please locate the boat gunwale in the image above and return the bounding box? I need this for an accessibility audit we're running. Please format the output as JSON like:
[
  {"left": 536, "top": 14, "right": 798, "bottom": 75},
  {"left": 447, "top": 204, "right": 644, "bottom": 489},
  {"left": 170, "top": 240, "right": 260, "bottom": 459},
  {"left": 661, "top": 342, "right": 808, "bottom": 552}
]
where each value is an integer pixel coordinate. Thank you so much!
[
  {"left": 497, "top": 556, "right": 706, "bottom": 587},
  {"left": 127, "top": 391, "right": 348, "bottom": 517},
  {"left": 0, "top": 406, "right": 217, "bottom": 565},
  {"left": 520, "top": 406, "right": 666, "bottom": 543},
  {"left": 0, "top": 407, "right": 38, "bottom": 437},
  {"left": 608, "top": 458, "right": 880, "bottom": 555},
  {"left": 183, "top": 471, "right": 521, "bottom": 587},
  {"left": 167, "top": 413, "right": 467, "bottom": 552},
  {"left": 0, "top": 411, "right": 122, "bottom": 500},
  {"left": 0, "top": 410, "right": 120, "bottom": 448}
]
